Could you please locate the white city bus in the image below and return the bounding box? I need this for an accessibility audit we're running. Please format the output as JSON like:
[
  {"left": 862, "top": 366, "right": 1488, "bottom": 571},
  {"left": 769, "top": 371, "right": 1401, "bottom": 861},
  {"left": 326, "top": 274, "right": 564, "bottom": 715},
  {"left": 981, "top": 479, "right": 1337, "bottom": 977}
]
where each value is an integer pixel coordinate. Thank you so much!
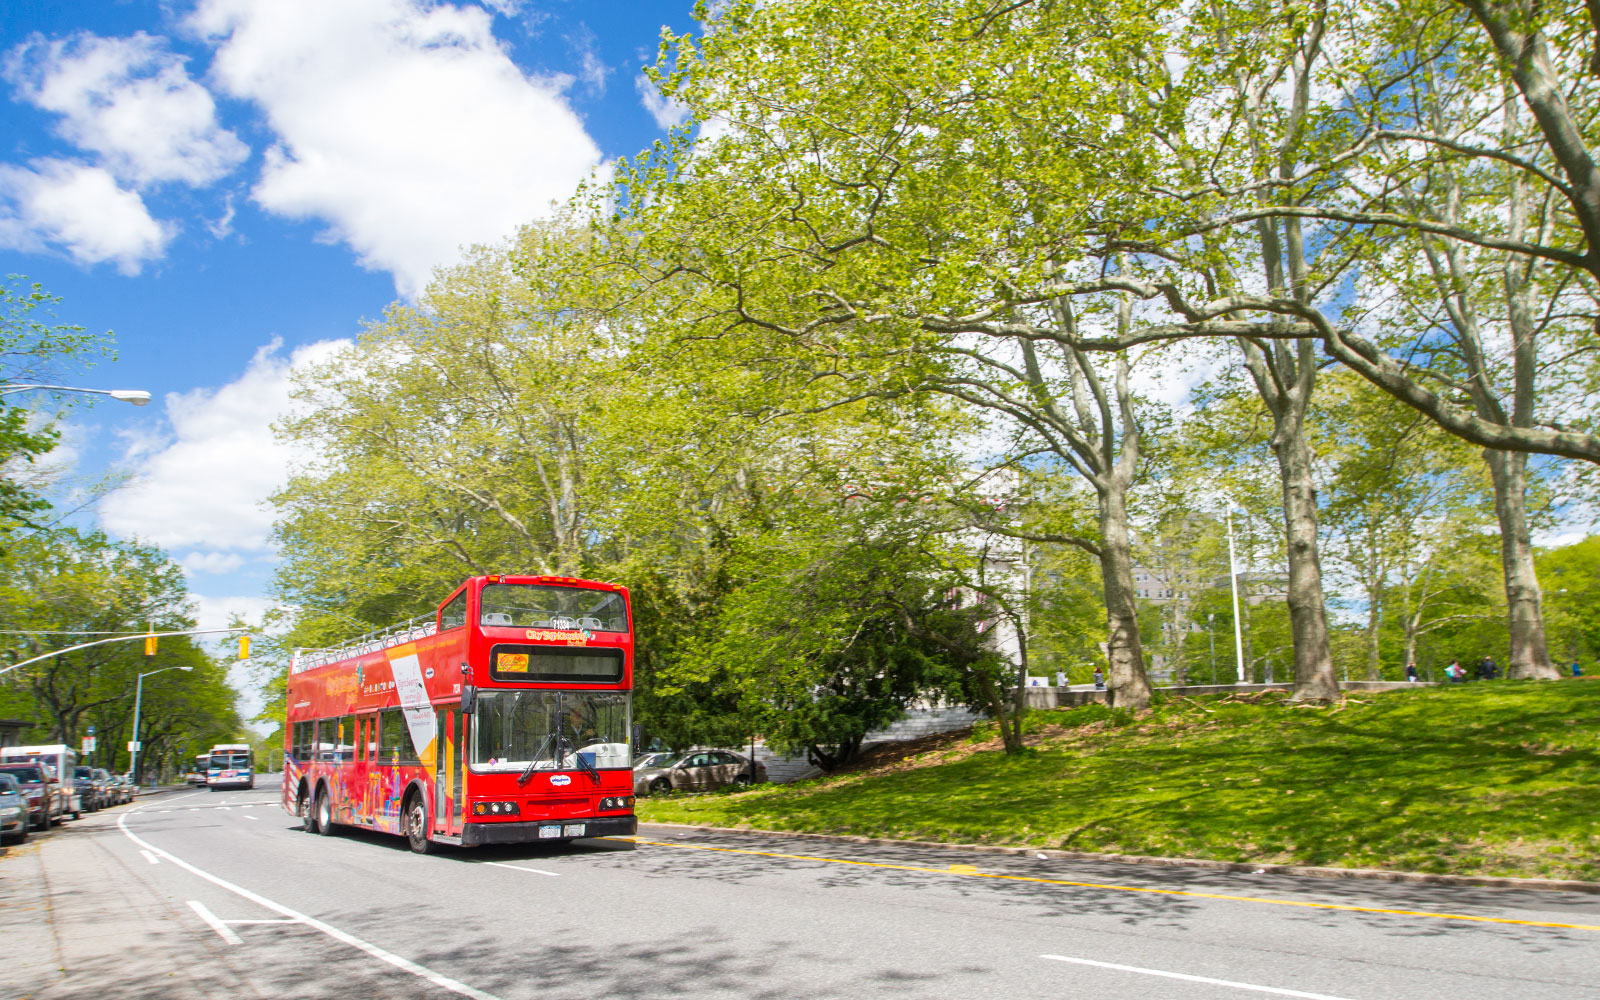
[{"left": 206, "top": 743, "right": 255, "bottom": 790}]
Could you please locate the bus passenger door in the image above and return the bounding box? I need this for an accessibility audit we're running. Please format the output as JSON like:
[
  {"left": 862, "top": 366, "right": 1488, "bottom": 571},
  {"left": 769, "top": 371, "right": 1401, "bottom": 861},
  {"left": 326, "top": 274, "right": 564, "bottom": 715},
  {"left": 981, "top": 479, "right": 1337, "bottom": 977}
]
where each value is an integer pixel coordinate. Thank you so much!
[{"left": 436, "top": 708, "right": 464, "bottom": 836}]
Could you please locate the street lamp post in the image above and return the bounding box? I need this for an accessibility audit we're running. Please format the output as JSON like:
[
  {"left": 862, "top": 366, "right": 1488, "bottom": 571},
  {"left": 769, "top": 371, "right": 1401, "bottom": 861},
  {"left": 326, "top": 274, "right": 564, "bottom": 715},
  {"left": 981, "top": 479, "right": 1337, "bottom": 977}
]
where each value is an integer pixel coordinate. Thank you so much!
[
  {"left": 129, "top": 665, "right": 192, "bottom": 783},
  {"left": 1208, "top": 613, "right": 1216, "bottom": 684},
  {"left": 0, "top": 384, "right": 151, "bottom": 405}
]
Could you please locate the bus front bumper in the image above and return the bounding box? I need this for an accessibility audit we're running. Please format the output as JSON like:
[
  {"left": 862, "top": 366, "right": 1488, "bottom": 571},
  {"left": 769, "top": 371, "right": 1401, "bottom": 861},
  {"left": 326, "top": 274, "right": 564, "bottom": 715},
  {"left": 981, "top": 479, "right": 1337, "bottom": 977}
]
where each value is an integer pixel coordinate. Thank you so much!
[{"left": 460, "top": 815, "right": 637, "bottom": 846}]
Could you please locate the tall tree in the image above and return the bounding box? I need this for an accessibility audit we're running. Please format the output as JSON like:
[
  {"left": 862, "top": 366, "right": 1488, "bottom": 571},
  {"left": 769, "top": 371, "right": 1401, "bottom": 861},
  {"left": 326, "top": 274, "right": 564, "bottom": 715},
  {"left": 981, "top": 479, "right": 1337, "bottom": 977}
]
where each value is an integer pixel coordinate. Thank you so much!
[
  {"left": 630, "top": 0, "right": 1178, "bottom": 706},
  {"left": 1314, "top": 372, "right": 1496, "bottom": 678}
]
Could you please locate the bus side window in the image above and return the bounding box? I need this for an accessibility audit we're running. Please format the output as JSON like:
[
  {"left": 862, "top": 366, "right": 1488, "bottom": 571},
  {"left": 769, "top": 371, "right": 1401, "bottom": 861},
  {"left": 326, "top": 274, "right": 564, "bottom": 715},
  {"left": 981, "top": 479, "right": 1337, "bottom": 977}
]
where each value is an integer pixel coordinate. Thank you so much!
[
  {"left": 440, "top": 590, "right": 467, "bottom": 631},
  {"left": 338, "top": 715, "right": 356, "bottom": 763},
  {"left": 379, "top": 708, "right": 420, "bottom": 765}
]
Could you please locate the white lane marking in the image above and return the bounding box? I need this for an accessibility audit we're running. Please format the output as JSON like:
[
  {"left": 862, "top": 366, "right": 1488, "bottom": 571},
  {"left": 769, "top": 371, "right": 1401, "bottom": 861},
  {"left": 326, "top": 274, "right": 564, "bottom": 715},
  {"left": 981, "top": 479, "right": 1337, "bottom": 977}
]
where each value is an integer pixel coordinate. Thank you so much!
[
  {"left": 482, "top": 861, "right": 559, "bottom": 877},
  {"left": 188, "top": 900, "right": 243, "bottom": 945},
  {"left": 243, "top": 814, "right": 258, "bottom": 821},
  {"left": 119, "top": 811, "right": 503, "bottom": 1000},
  {"left": 1040, "top": 956, "right": 1355, "bottom": 1000},
  {"left": 139, "top": 850, "right": 160, "bottom": 865},
  {"left": 224, "top": 919, "right": 299, "bottom": 925}
]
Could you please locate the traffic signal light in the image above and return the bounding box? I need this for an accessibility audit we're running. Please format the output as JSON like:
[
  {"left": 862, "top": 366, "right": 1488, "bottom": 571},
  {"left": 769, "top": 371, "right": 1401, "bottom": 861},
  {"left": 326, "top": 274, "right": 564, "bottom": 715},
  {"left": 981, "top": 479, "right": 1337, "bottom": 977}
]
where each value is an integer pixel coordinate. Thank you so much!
[
  {"left": 239, "top": 635, "right": 250, "bottom": 660},
  {"left": 144, "top": 632, "right": 157, "bottom": 655}
]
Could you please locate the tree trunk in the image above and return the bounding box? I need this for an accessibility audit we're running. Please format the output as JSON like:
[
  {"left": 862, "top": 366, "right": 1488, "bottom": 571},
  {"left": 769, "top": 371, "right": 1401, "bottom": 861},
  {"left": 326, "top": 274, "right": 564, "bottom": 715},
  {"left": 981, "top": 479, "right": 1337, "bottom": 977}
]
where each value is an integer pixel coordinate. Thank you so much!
[
  {"left": 1364, "top": 612, "right": 1382, "bottom": 681},
  {"left": 1274, "top": 418, "right": 1342, "bottom": 701},
  {"left": 1484, "top": 449, "right": 1559, "bottom": 679},
  {"left": 1100, "top": 487, "right": 1152, "bottom": 710}
]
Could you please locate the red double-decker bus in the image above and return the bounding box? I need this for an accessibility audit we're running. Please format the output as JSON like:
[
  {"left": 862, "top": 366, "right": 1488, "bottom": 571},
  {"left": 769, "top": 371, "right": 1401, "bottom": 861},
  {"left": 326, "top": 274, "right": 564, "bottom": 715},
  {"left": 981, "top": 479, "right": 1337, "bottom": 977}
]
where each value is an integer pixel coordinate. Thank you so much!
[{"left": 281, "top": 574, "right": 637, "bottom": 853}]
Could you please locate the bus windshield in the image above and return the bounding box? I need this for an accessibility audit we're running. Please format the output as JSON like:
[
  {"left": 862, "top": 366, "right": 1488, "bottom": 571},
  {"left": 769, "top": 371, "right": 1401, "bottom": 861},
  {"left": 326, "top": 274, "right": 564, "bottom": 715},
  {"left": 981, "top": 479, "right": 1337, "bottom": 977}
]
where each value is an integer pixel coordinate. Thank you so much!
[
  {"left": 472, "top": 690, "right": 631, "bottom": 771},
  {"left": 478, "top": 585, "right": 628, "bottom": 632},
  {"left": 211, "top": 752, "right": 251, "bottom": 769}
]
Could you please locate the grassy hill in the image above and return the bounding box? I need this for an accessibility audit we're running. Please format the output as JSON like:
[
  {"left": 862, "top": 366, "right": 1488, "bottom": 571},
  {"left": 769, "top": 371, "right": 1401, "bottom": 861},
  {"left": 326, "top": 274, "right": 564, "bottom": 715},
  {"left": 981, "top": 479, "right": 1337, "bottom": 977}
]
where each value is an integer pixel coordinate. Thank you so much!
[{"left": 637, "top": 681, "right": 1600, "bottom": 880}]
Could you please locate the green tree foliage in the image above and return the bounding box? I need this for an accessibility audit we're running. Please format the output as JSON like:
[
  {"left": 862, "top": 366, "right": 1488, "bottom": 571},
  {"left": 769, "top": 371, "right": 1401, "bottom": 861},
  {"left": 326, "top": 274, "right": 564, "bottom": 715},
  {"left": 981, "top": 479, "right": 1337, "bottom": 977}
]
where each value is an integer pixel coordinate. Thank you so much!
[
  {"left": 0, "top": 279, "right": 111, "bottom": 543},
  {"left": 669, "top": 525, "right": 1010, "bottom": 768},
  {"left": 0, "top": 528, "right": 240, "bottom": 776},
  {"left": 1540, "top": 537, "right": 1600, "bottom": 669},
  {"left": 269, "top": 219, "right": 1004, "bottom": 750}
]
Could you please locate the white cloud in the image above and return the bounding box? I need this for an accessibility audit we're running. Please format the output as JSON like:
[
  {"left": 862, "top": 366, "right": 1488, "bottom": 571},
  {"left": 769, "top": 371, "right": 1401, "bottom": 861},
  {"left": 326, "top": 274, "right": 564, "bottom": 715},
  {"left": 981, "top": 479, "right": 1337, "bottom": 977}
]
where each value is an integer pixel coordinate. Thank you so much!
[
  {"left": 568, "top": 27, "right": 608, "bottom": 96},
  {"left": 4, "top": 31, "right": 248, "bottom": 188},
  {"left": 192, "top": 593, "right": 274, "bottom": 631},
  {"left": 98, "top": 337, "right": 347, "bottom": 554},
  {"left": 188, "top": 0, "right": 604, "bottom": 297},
  {"left": 0, "top": 158, "right": 170, "bottom": 273},
  {"left": 181, "top": 551, "right": 247, "bottom": 574},
  {"left": 636, "top": 72, "right": 688, "bottom": 130}
]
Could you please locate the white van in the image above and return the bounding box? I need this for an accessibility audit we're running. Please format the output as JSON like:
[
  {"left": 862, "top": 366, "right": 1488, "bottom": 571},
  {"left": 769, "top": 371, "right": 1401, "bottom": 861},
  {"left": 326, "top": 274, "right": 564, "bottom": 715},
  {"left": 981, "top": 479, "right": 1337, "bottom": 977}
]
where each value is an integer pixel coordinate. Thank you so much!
[{"left": 1, "top": 744, "right": 82, "bottom": 820}]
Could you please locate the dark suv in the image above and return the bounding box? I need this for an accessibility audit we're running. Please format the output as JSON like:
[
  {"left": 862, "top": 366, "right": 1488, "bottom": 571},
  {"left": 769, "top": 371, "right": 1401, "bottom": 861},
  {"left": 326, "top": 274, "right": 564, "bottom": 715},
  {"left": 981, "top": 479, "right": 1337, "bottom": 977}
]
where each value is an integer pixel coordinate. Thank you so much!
[
  {"left": 0, "top": 762, "right": 62, "bottom": 830},
  {"left": 73, "top": 766, "right": 106, "bottom": 812}
]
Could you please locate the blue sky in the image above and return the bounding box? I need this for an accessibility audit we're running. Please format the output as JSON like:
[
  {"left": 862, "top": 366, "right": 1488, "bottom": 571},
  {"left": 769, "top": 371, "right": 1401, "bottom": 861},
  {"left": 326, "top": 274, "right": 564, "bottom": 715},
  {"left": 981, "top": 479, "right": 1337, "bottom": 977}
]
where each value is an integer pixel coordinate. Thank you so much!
[{"left": 1, "top": 1, "right": 696, "bottom": 649}]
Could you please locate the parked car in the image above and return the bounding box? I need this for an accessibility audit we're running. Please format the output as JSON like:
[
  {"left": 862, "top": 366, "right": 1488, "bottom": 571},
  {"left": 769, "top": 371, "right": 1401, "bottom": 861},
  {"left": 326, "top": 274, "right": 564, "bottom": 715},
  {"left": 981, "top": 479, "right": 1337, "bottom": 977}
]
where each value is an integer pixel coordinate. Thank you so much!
[
  {"left": 0, "top": 773, "right": 29, "bottom": 844},
  {"left": 72, "top": 766, "right": 109, "bottom": 812},
  {"left": 632, "top": 751, "right": 678, "bottom": 772},
  {"left": 634, "top": 749, "right": 767, "bottom": 795},
  {"left": 97, "top": 769, "right": 127, "bottom": 805},
  {"left": 0, "top": 762, "right": 63, "bottom": 829}
]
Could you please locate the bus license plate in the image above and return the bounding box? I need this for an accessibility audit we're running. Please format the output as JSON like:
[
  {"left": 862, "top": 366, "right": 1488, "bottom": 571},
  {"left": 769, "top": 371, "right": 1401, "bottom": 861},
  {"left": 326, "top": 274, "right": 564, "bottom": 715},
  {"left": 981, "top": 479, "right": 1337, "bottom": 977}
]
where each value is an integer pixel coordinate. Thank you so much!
[
  {"left": 563, "top": 824, "right": 586, "bottom": 838},
  {"left": 538, "top": 825, "right": 562, "bottom": 839}
]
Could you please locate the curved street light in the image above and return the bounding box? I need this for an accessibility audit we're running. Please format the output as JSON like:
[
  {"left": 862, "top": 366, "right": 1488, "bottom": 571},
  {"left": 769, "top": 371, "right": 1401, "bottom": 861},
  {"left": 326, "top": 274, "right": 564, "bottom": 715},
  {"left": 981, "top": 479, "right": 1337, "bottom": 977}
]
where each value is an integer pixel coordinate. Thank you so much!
[
  {"left": 0, "top": 384, "right": 151, "bottom": 405},
  {"left": 129, "top": 665, "right": 193, "bottom": 785}
]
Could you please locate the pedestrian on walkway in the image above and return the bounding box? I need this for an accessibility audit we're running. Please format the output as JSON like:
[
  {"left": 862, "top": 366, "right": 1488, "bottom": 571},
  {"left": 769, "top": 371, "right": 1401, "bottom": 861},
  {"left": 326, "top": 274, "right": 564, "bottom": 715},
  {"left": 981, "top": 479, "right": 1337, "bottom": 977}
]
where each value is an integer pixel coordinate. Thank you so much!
[
  {"left": 1478, "top": 656, "right": 1498, "bottom": 681},
  {"left": 1572, "top": 661, "right": 1585, "bottom": 678},
  {"left": 1093, "top": 667, "right": 1105, "bottom": 690},
  {"left": 1405, "top": 661, "right": 1420, "bottom": 682},
  {"left": 1446, "top": 659, "right": 1464, "bottom": 683}
]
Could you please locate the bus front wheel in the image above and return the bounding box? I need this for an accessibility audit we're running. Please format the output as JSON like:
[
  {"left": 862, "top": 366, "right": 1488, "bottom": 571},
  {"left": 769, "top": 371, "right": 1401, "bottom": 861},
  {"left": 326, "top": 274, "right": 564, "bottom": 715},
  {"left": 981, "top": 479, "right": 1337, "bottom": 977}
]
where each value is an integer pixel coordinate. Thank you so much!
[{"left": 314, "top": 789, "right": 335, "bottom": 837}]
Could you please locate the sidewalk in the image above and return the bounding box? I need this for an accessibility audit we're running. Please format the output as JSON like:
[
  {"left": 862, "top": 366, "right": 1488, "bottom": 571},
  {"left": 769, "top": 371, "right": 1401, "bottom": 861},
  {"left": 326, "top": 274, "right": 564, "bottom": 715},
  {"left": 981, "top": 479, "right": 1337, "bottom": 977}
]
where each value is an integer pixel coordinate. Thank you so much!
[{"left": 0, "top": 798, "right": 253, "bottom": 1000}]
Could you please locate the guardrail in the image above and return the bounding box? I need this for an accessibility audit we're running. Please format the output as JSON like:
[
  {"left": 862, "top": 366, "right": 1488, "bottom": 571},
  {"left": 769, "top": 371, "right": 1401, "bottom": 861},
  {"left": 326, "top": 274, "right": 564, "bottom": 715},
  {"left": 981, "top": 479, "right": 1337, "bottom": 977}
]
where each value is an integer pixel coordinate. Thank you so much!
[{"left": 292, "top": 615, "right": 439, "bottom": 673}]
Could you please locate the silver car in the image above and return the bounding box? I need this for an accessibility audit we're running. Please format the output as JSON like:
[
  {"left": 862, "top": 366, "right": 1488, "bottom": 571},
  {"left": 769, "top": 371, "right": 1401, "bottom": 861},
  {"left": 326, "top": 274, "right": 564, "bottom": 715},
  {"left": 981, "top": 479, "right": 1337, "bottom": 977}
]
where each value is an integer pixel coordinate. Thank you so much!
[
  {"left": 0, "top": 773, "right": 30, "bottom": 844},
  {"left": 633, "top": 749, "right": 767, "bottom": 795}
]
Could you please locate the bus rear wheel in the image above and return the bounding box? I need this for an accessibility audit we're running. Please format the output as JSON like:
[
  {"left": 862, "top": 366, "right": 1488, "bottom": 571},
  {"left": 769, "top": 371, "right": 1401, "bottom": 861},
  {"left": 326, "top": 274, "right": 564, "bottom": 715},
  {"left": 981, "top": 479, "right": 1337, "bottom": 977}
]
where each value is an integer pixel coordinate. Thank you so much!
[
  {"left": 296, "top": 785, "right": 313, "bottom": 831},
  {"left": 404, "top": 793, "right": 432, "bottom": 855}
]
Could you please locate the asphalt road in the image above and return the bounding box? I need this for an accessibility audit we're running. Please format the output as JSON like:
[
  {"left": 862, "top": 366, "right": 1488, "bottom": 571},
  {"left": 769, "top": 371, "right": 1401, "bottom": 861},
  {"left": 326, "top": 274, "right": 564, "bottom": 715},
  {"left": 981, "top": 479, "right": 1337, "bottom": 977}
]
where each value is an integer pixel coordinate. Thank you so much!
[{"left": 5, "top": 782, "right": 1599, "bottom": 1000}]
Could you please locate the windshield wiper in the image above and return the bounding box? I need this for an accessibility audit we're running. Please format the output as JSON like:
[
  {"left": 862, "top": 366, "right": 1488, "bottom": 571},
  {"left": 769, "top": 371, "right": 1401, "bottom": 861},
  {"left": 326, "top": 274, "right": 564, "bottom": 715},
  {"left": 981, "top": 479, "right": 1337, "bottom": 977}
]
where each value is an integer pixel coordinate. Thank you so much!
[
  {"left": 516, "top": 734, "right": 556, "bottom": 787},
  {"left": 560, "top": 715, "right": 603, "bottom": 786}
]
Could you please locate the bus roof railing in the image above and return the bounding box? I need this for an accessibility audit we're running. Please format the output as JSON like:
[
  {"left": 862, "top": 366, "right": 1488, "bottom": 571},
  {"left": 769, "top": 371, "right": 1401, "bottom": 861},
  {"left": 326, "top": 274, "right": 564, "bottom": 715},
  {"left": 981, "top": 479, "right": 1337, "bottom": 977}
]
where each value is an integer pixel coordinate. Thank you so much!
[{"left": 291, "top": 614, "right": 439, "bottom": 674}]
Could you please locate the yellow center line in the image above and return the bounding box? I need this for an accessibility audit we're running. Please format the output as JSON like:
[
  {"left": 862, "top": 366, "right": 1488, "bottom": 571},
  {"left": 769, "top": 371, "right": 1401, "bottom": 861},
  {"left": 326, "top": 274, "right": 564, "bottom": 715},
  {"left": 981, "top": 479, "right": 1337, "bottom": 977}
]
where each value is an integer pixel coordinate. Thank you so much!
[{"left": 614, "top": 837, "right": 1600, "bottom": 933}]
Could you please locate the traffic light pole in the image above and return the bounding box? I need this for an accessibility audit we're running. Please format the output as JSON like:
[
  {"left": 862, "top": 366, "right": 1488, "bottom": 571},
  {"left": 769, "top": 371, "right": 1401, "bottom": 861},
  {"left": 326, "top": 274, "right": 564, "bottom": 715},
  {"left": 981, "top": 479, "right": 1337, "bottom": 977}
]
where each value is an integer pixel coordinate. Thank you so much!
[{"left": 0, "top": 627, "right": 248, "bottom": 677}]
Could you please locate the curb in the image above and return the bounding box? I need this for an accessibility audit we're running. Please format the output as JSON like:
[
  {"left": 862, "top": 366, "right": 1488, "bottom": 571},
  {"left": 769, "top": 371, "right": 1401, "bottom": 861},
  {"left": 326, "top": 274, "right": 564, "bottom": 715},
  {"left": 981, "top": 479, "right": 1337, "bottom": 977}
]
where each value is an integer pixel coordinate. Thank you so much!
[{"left": 637, "top": 822, "right": 1600, "bottom": 894}]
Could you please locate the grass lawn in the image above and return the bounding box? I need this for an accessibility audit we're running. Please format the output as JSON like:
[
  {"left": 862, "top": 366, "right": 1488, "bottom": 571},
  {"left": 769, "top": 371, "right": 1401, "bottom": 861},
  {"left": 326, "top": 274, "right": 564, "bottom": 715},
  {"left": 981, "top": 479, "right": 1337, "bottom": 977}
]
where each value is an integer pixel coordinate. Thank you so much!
[{"left": 637, "top": 681, "right": 1600, "bottom": 880}]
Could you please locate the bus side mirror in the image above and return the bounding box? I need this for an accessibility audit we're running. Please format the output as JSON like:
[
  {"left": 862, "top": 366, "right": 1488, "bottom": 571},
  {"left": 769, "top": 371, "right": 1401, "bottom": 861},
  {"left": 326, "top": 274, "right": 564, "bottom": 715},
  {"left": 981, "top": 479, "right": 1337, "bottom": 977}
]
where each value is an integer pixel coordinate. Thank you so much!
[{"left": 460, "top": 662, "right": 476, "bottom": 714}]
